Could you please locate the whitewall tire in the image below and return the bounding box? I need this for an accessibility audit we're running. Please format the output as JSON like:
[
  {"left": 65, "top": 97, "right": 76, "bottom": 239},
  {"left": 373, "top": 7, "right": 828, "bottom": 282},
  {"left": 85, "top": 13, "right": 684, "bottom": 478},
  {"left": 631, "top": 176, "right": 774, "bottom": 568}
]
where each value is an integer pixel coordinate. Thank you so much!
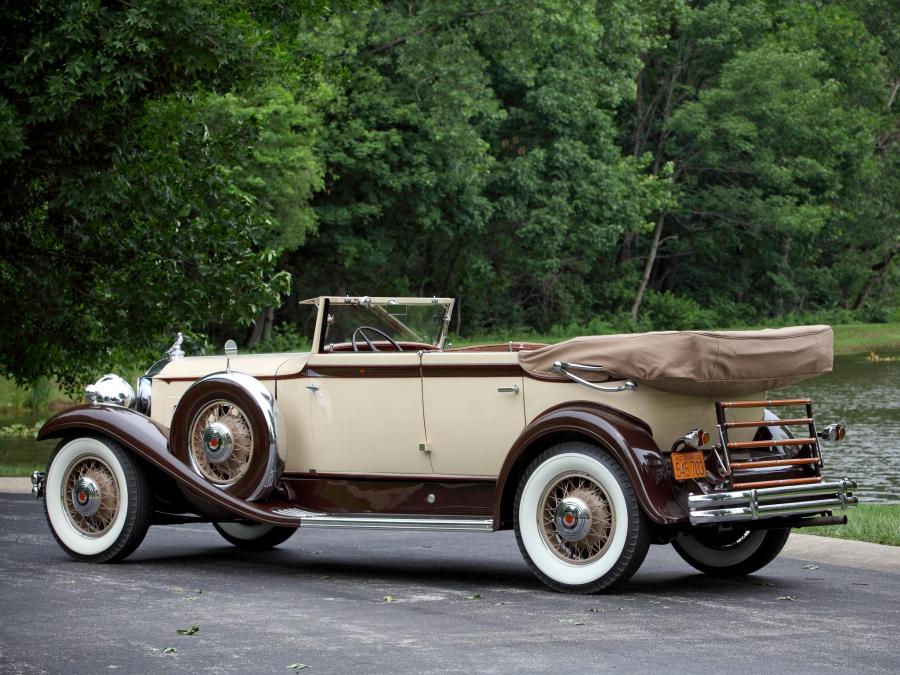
[
  {"left": 673, "top": 528, "right": 790, "bottom": 577},
  {"left": 43, "top": 436, "right": 152, "bottom": 563},
  {"left": 213, "top": 521, "right": 297, "bottom": 550},
  {"left": 514, "top": 442, "right": 651, "bottom": 593}
]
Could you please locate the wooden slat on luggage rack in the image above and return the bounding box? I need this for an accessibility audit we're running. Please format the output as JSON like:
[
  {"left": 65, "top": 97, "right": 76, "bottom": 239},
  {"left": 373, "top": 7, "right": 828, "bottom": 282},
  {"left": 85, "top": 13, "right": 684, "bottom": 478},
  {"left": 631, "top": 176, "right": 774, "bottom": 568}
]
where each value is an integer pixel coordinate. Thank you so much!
[
  {"left": 730, "top": 457, "right": 821, "bottom": 470},
  {"left": 726, "top": 437, "right": 816, "bottom": 449},
  {"left": 724, "top": 418, "right": 813, "bottom": 428},
  {"left": 720, "top": 398, "right": 811, "bottom": 409},
  {"left": 731, "top": 476, "right": 821, "bottom": 489}
]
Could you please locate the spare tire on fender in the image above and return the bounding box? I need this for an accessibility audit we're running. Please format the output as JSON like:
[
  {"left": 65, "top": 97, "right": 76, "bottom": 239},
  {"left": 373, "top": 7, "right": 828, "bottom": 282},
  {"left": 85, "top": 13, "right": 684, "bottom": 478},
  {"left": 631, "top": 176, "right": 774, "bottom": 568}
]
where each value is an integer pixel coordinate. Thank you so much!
[{"left": 170, "top": 372, "right": 283, "bottom": 501}]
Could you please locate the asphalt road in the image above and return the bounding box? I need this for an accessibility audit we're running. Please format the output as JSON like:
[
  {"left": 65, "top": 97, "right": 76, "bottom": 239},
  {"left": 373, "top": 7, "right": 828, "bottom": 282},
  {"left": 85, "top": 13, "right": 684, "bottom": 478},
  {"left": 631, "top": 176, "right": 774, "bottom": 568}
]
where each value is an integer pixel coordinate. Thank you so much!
[{"left": 1, "top": 494, "right": 898, "bottom": 674}]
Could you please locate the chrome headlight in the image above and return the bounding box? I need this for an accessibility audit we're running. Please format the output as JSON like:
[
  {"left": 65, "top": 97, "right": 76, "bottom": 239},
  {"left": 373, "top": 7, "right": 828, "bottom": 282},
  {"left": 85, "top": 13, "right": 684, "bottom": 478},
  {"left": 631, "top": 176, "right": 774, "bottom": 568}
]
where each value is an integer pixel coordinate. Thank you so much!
[
  {"left": 85, "top": 374, "right": 135, "bottom": 408},
  {"left": 135, "top": 375, "right": 152, "bottom": 415}
]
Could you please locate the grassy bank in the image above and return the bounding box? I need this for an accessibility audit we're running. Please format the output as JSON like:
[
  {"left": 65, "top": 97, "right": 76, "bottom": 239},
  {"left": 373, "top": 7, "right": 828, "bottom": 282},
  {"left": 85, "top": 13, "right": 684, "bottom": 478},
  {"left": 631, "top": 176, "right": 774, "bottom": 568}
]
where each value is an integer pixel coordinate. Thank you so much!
[
  {"left": 0, "top": 462, "right": 45, "bottom": 477},
  {"left": 803, "top": 504, "right": 900, "bottom": 547},
  {"left": 832, "top": 323, "right": 900, "bottom": 355},
  {"left": 454, "top": 321, "right": 900, "bottom": 354}
]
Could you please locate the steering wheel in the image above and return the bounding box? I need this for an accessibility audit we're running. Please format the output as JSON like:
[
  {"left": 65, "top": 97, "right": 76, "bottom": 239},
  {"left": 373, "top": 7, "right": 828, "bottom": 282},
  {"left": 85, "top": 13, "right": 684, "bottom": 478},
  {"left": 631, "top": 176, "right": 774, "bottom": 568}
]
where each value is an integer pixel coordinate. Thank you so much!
[{"left": 351, "top": 326, "right": 403, "bottom": 352}]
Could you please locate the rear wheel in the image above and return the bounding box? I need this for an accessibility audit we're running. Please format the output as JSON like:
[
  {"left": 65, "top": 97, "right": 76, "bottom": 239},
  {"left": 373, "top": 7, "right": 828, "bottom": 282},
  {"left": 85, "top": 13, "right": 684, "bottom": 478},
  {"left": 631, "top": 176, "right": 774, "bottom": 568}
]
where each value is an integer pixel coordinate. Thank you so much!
[
  {"left": 43, "top": 436, "right": 152, "bottom": 563},
  {"left": 673, "top": 528, "right": 791, "bottom": 577},
  {"left": 213, "top": 521, "right": 297, "bottom": 551},
  {"left": 514, "top": 442, "right": 651, "bottom": 594}
]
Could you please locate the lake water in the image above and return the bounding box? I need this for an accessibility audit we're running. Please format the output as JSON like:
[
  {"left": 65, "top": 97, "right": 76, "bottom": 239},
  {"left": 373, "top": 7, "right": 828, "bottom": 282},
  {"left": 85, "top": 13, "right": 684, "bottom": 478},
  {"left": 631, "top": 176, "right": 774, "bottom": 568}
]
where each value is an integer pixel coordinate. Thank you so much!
[
  {"left": 779, "top": 353, "right": 900, "bottom": 503},
  {"left": 2, "top": 353, "right": 898, "bottom": 501}
]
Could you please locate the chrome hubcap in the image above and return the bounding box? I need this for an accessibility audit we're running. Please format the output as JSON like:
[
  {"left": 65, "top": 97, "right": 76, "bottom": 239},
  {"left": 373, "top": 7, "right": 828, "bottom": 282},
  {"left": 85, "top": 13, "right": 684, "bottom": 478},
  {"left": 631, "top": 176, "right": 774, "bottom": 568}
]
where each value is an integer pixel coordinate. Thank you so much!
[
  {"left": 202, "top": 422, "right": 234, "bottom": 465},
  {"left": 71, "top": 477, "right": 101, "bottom": 517},
  {"left": 540, "top": 472, "right": 615, "bottom": 564},
  {"left": 554, "top": 497, "right": 592, "bottom": 542}
]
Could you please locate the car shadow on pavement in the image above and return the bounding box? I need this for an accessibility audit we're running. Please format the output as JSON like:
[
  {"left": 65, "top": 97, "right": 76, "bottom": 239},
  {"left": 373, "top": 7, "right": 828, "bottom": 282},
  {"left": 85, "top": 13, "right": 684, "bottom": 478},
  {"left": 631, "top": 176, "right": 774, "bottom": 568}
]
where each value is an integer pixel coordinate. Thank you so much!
[{"left": 124, "top": 545, "right": 794, "bottom": 598}]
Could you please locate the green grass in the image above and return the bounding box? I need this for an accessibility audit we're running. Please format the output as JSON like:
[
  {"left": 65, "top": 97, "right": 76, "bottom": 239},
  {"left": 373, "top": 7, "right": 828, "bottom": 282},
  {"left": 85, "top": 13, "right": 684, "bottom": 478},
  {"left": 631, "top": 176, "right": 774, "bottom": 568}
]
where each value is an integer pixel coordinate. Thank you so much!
[
  {"left": 832, "top": 323, "right": 900, "bottom": 355},
  {"left": 0, "top": 463, "right": 44, "bottom": 477},
  {"left": 803, "top": 504, "right": 900, "bottom": 547},
  {"left": 453, "top": 321, "right": 900, "bottom": 355}
]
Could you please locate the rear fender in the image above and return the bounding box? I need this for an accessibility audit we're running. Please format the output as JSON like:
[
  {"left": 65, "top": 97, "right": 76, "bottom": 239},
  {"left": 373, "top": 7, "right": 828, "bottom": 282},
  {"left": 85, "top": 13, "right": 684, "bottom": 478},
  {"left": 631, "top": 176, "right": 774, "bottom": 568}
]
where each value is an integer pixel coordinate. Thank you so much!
[
  {"left": 493, "top": 401, "right": 688, "bottom": 529},
  {"left": 37, "top": 405, "right": 296, "bottom": 527}
]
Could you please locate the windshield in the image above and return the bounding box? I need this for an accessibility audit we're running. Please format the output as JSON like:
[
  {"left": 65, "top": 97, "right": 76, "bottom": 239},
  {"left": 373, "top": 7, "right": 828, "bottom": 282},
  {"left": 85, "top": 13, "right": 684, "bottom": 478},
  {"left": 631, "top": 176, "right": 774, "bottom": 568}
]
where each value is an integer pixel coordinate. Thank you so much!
[{"left": 322, "top": 300, "right": 451, "bottom": 348}]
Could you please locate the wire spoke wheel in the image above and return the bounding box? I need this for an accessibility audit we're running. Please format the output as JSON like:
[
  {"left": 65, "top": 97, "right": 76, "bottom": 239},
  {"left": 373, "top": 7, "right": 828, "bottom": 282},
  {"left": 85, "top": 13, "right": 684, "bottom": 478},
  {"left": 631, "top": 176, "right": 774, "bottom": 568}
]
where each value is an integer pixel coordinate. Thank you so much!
[
  {"left": 45, "top": 436, "right": 152, "bottom": 563},
  {"left": 189, "top": 400, "right": 254, "bottom": 486},
  {"left": 62, "top": 456, "right": 120, "bottom": 537},
  {"left": 539, "top": 472, "right": 615, "bottom": 564},
  {"left": 514, "top": 443, "right": 650, "bottom": 593}
]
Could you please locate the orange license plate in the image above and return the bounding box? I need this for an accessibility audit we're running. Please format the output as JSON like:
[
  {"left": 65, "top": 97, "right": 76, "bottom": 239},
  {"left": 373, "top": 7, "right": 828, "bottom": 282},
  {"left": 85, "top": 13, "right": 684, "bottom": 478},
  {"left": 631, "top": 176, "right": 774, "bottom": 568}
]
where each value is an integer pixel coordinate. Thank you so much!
[{"left": 672, "top": 451, "right": 706, "bottom": 480}]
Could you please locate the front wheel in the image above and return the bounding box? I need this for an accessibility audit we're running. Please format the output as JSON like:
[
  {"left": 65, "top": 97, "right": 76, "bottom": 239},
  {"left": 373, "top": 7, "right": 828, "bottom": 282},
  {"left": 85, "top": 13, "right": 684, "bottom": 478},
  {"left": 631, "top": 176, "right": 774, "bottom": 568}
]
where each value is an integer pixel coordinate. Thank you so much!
[
  {"left": 673, "top": 528, "right": 791, "bottom": 577},
  {"left": 43, "top": 436, "right": 152, "bottom": 563},
  {"left": 514, "top": 442, "right": 651, "bottom": 594},
  {"left": 213, "top": 521, "right": 297, "bottom": 551}
]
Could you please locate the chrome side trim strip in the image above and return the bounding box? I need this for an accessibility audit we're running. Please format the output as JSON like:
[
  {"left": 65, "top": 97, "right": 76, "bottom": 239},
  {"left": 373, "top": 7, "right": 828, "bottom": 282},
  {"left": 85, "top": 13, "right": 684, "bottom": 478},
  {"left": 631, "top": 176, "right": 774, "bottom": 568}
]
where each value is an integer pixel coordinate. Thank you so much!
[
  {"left": 688, "top": 479, "right": 858, "bottom": 525},
  {"left": 270, "top": 509, "right": 494, "bottom": 532}
]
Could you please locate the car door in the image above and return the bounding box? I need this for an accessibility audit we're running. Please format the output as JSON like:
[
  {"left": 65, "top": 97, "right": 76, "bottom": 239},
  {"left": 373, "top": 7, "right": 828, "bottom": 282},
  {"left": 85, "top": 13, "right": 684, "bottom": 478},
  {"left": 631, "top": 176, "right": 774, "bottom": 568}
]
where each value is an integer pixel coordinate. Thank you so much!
[
  {"left": 305, "top": 352, "right": 433, "bottom": 474},
  {"left": 421, "top": 351, "right": 526, "bottom": 476}
]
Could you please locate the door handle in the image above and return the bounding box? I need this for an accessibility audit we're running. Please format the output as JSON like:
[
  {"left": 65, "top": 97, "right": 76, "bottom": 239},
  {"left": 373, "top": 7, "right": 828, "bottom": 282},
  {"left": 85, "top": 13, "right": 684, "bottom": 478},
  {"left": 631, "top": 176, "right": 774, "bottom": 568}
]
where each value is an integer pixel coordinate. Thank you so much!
[
  {"left": 306, "top": 384, "right": 319, "bottom": 391},
  {"left": 497, "top": 384, "right": 520, "bottom": 394}
]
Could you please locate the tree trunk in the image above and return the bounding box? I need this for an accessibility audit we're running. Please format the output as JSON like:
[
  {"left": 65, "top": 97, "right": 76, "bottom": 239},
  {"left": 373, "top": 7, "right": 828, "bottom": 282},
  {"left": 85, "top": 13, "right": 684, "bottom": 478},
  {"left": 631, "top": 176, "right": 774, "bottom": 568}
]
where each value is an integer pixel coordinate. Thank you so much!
[
  {"left": 246, "top": 307, "right": 274, "bottom": 347},
  {"left": 854, "top": 244, "right": 899, "bottom": 310},
  {"left": 630, "top": 213, "right": 666, "bottom": 320},
  {"left": 261, "top": 306, "right": 275, "bottom": 342}
]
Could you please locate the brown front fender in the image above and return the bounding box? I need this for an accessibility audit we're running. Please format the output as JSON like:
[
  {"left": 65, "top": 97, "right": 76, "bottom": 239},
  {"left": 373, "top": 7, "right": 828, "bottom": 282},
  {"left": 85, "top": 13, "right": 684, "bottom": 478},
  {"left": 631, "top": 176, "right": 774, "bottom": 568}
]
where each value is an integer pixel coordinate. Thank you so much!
[
  {"left": 37, "top": 405, "right": 298, "bottom": 527},
  {"left": 493, "top": 401, "right": 688, "bottom": 529}
]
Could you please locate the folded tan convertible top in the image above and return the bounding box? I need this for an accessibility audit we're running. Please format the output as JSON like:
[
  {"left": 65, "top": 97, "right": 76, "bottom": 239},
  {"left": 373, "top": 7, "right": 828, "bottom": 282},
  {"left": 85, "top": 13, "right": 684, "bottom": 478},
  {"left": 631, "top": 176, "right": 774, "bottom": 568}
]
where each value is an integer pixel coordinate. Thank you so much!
[{"left": 519, "top": 325, "right": 833, "bottom": 396}]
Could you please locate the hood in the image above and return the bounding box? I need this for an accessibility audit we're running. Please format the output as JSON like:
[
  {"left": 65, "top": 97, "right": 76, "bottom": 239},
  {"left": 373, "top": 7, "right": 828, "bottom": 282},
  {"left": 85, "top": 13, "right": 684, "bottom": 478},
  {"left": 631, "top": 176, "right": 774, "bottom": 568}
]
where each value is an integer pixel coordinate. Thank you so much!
[{"left": 155, "top": 352, "right": 310, "bottom": 382}]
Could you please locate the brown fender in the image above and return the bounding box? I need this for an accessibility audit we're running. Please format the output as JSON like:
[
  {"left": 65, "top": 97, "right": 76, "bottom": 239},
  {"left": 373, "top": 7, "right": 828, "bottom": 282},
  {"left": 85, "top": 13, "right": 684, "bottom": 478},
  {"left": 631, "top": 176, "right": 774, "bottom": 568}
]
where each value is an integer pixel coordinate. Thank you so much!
[
  {"left": 37, "top": 405, "right": 299, "bottom": 527},
  {"left": 492, "top": 401, "right": 688, "bottom": 529}
]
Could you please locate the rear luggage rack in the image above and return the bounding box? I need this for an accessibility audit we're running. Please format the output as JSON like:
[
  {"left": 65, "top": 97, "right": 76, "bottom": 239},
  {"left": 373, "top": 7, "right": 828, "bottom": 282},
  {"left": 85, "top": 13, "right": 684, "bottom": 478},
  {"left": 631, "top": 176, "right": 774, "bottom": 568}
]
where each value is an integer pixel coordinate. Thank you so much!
[
  {"left": 688, "top": 398, "right": 858, "bottom": 525},
  {"left": 714, "top": 398, "right": 824, "bottom": 486}
]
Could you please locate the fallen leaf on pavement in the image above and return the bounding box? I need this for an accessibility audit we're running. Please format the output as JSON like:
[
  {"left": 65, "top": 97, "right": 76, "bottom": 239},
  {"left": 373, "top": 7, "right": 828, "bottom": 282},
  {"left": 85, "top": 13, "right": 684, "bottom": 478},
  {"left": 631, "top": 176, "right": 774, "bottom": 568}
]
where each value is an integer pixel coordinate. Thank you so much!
[
  {"left": 803, "top": 565, "right": 819, "bottom": 570},
  {"left": 162, "top": 647, "right": 177, "bottom": 654},
  {"left": 558, "top": 619, "right": 585, "bottom": 625},
  {"left": 176, "top": 626, "right": 199, "bottom": 636},
  {"left": 466, "top": 594, "right": 483, "bottom": 600},
  {"left": 777, "top": 596, "right": 798, "bottom": 601},
  {"left": 287, "top": 664, "right": 310, "bottom": 670},
  {"left": 383, "top": 595, "right": 396, "bottom": 602}
]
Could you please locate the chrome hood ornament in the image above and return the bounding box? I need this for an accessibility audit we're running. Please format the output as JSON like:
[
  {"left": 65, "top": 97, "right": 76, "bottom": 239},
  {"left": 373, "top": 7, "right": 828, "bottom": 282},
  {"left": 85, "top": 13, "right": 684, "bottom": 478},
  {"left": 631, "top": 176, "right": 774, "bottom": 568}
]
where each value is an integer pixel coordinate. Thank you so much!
[{"left": 166, "top": 332, "right": 185, "bottom": 360}]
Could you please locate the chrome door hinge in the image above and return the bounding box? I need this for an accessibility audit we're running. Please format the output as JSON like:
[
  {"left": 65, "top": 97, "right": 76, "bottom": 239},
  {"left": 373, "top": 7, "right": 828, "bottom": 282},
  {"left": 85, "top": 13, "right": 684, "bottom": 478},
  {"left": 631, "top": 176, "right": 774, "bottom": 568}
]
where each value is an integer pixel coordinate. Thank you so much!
[{"left": 306, "top": 383, "right": 319, "bottom": 391}]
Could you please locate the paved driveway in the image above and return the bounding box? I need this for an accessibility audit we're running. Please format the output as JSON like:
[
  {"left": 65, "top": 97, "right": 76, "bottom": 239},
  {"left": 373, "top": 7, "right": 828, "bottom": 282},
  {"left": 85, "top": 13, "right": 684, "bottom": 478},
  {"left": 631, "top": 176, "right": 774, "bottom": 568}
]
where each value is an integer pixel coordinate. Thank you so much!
[{"left": 1, "top": 494, "right": 898, "bottom": 674}]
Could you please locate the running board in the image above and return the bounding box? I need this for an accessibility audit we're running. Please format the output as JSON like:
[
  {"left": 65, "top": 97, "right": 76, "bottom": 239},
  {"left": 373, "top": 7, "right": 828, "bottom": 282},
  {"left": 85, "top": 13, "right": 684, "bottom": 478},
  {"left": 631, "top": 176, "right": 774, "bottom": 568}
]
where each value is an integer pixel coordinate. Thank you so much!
[{"left": 269, "top": 508, "right": 494, "bottom": 532}]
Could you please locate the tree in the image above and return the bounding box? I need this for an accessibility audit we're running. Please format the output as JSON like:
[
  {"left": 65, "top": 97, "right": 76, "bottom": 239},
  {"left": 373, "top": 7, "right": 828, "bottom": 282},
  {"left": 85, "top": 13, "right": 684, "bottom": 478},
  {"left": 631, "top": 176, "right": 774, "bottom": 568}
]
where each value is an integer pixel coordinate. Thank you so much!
[
  {"left": 0, "top": 1, "right": 330, "bottom": 387},
  {"left": 289, "top": 0, "right": 668, "bottom": 331}
]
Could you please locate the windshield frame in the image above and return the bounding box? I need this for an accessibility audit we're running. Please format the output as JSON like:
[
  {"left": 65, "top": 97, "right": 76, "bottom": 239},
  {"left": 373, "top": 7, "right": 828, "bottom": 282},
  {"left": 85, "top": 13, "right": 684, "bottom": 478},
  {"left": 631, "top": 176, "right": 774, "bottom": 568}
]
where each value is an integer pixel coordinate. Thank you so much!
[{"left": 301, "top": 296, "right": 455, "bottom": 353}]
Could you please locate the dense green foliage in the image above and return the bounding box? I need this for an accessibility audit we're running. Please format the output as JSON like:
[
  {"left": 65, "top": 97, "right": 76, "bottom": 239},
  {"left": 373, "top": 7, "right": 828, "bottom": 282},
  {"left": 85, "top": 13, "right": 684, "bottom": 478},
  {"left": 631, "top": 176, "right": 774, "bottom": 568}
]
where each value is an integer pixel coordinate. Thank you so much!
[
  {"left": 0, "top": 1, "right": 332, "bottom": 385},
  {"left": 1, "top": 1, "right": 897, "bottom": 385}
]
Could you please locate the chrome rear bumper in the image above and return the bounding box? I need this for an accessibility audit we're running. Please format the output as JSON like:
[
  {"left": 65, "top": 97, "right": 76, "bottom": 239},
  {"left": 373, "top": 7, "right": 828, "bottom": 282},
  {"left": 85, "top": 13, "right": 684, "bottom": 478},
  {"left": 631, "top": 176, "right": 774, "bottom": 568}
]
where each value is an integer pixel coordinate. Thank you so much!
[{"left": 688, "top": 479, "right": 858, "bottom": 525}]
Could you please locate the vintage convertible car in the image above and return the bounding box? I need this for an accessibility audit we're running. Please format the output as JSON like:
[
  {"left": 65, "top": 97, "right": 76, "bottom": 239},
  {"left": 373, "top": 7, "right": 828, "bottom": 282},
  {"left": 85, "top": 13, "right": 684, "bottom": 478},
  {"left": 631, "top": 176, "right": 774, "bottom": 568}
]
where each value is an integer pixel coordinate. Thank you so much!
[{"left": 32, "top": 295, "right": 858, "bottom": 593}]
